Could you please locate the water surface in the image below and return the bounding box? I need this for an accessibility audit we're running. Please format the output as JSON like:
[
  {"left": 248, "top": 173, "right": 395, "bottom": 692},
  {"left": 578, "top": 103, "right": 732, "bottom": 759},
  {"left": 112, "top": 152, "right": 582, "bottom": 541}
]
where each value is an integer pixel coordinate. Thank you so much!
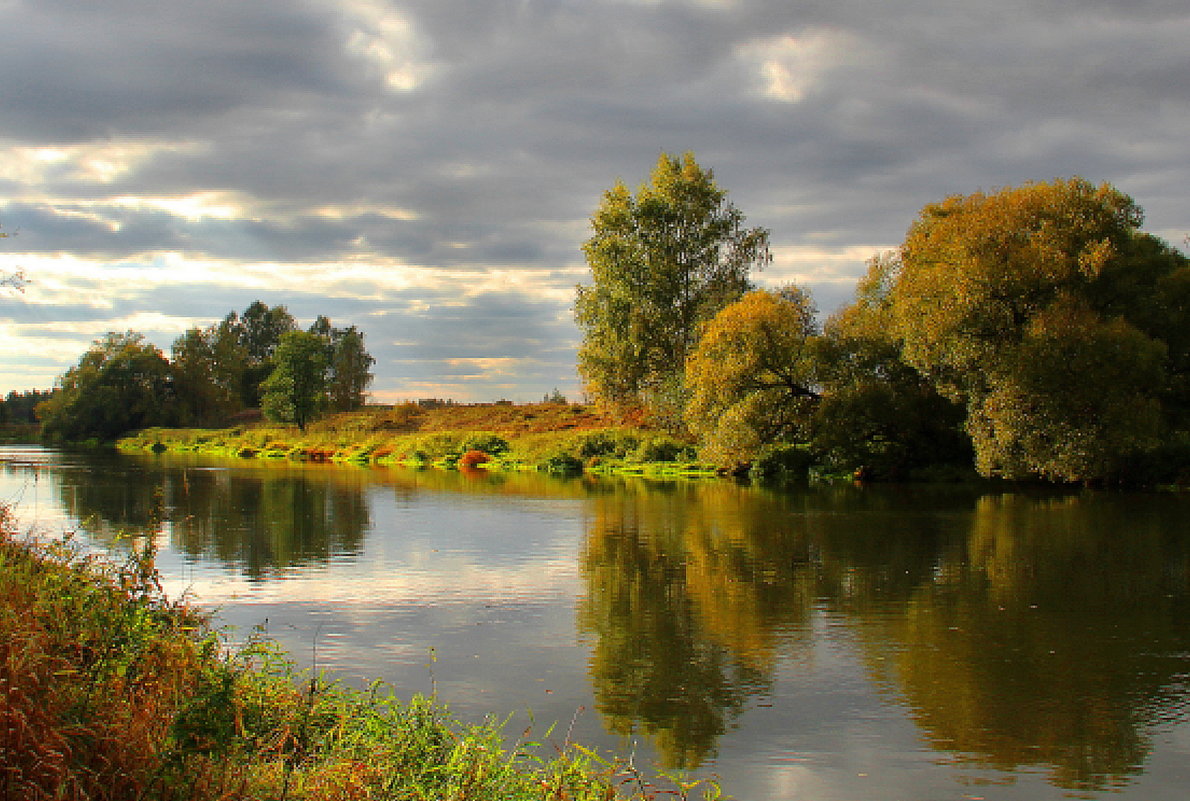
[{"left": 2, "top": 445, "right": 1188, "bottom": 800}]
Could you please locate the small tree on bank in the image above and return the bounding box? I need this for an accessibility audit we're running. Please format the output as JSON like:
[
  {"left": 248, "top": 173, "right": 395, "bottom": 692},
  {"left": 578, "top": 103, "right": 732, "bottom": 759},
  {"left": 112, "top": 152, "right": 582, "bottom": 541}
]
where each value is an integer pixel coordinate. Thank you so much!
[
  {"left": 261, "top": 331, "right": 329, "bottom": 431},
  {"left": 685, "top": 287, "right": 821, "bottom": 465}
]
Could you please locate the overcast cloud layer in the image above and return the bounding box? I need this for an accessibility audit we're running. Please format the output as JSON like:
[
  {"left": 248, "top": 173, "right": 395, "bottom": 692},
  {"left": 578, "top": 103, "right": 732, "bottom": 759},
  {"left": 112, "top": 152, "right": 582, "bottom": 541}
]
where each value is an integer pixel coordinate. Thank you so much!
[{"left": 2, "top": 0, "right": 1187, "bottom": 401}]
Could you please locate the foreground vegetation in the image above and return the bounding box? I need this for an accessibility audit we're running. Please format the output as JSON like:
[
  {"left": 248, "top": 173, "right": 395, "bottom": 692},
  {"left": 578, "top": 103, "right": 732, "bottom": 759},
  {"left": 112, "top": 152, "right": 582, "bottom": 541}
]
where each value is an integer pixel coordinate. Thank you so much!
[{"left": 0, "top": 508, "right": 720, "bottom": 800}]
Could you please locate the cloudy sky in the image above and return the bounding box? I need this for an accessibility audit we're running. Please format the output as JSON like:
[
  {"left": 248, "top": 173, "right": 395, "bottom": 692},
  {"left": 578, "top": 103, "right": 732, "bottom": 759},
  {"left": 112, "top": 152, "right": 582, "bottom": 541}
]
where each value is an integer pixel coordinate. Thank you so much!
[{"left": 1, "top": 0, "right": 1187, "bottom": 402}]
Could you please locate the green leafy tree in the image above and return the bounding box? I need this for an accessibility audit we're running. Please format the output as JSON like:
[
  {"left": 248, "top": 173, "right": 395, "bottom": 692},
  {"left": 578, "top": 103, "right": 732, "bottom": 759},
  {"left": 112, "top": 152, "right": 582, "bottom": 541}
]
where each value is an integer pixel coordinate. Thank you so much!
[
  {"left": 261, "top": 330, "right": 329, "bottom": 431},
  {"left": 1, "top": 389, "right": 54, "bottom": 425},
  {"left": 889, "top": 178, "right": 1184, "bottom": 481},
  {"left": 308, "top": 316, "right": 374, "bottom": 412},
  {"left": 328, "top": 327, "right": 374, "bottom": 411},
  {"left": 684, "top": 287, "right": 821, "bottom": 465},
  {"left": 170, "top": 326, "right": 242, "bottom": 425},
  {"left": 965, "top": 296, "right": 1165, "bottom": 481},
  {"left": 38, "top": 332, "right": 177, "bottom": 441},
  {"left": 575, "top": 152, "right": 769, "bottom": 420},
  {"left": 221, "top": 301, "right": 296, "bottom": 407}
]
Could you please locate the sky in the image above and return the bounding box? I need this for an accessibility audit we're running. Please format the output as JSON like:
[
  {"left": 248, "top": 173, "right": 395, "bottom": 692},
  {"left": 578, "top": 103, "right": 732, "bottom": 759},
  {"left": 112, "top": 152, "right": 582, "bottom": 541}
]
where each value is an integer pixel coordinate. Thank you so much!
[{"left": 1, "top": 0, "right": 1187, "bottom": 403}]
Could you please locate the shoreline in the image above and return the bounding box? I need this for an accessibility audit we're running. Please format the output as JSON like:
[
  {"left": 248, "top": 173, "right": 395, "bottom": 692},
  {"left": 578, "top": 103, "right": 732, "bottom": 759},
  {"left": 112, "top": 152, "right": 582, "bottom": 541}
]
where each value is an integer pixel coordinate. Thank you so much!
[{"left": 0, "top": 507, "right": 720, "bottom": 801}]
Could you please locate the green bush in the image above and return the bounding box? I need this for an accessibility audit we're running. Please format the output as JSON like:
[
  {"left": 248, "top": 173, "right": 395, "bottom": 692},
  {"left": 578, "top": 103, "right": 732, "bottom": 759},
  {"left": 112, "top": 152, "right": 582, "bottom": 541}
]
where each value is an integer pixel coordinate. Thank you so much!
[
  {"left": 751, "top": 444, "right": 816, "bottom": 480},
  {"left": 414, "top": 432, "right": 466, "bottom": 460},
  {"left": 634, "top": 435, "right": 694, "bottom": 463},
  {"left": 462, "top": 432, "right": 510, "bottom": 455},
  {"left": 541, "top": 451, "right": 584, "bottom": 475},
  {"left": 577, "top": 431, "right": 618, "bottom": 458}
]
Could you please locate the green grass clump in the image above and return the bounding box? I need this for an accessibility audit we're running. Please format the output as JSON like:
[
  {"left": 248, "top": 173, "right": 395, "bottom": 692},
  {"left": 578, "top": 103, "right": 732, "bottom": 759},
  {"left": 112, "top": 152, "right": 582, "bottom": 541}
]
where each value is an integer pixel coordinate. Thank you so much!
[{"left": 0, "top": 508, "right": 722, "bottom": 801}]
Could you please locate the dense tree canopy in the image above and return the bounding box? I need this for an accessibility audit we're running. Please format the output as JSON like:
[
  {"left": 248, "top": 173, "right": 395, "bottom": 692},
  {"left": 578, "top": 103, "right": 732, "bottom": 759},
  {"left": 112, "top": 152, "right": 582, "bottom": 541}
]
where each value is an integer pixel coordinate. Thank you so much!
[
  {"left": 685, "top": 287, "right": 820, "bottom": 465},
  {"left": 171, "top": 326, "right": 242, "bottom": 426},
  {"left": 1, "top": 389, "right": 54, "bottom": 425},
  {"left": 309, "top": 316, "right": 375, "bottom": 412},
  {"left": 575, "top": 152, "right": 769, "bottom": 419},
  {"left": 38, "top": 332, "right": 176, "bottom": 441},
  {"left": 222, "top": 301, "right": 297, "bottom": 407},
  {"left": 814, "top": 253, "right": 970, "bottom": 479},
  {"left": 888, "top": 178, "right": 1188, "bottom": 481},
  {"left": 30, "top": 304, "right": 374, "bottom": 441}
]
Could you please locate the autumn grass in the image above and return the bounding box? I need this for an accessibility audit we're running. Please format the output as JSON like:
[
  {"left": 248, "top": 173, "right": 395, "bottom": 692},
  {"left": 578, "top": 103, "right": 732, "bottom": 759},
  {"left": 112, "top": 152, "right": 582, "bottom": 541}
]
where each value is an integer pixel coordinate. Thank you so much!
[
  {"left": 0, "top": 507, "right": 723, "bottom": 800},
  {"left": 119, "top": 403, "right": 721, "bottom": 478}
]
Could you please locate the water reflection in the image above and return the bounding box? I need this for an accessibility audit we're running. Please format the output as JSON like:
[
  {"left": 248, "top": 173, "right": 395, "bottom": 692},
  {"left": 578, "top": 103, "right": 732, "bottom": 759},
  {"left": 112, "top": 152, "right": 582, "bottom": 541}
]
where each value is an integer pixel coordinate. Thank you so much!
[
  {"left": 54, "top": 453, "right": 369, "bottom": 578},
  {"left": 5, "top": 446, "right": 1189, "bottom": 796},
  {"left": 578, "top": 482, "right": 820, "bottom": 767},
  {"left": 580, "top": 482, "right": 1190, "bottom": 789},
  {"left": 855, "top": 492, "right": 1190, "bottom": 792},
  {"left": 165, "top": 467, "right": 369, "bottom": 578}
]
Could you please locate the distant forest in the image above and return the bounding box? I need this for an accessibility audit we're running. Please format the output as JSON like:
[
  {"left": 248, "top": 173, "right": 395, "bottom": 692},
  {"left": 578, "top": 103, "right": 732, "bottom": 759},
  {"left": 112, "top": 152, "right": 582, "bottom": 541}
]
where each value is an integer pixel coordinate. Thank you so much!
[{"left": 22, "top": 301, "right": 374, "bottom": 441}]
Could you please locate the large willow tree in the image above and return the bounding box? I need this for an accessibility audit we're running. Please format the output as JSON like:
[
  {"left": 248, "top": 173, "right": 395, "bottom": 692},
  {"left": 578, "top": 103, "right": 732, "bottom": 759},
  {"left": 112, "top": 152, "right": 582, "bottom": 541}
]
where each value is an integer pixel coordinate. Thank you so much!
[
  {"left": 575, "top": 152, "right": 770, "bottom": 419},
  {"left": 889, "top": 178, "right": 1189, "bottom": 481}
]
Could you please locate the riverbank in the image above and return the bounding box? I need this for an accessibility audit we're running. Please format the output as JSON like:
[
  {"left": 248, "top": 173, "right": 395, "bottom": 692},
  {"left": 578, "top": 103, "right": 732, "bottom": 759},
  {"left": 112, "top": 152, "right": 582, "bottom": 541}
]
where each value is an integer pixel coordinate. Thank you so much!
[
  {"left": 0, "top": 423, "right": 39, "bottom": 444},
  {"left": 0, "top": 508, "right": 718, "bottom": 801},
  {"left": 119, "top": 402, "right": 725, "bottom": 478}
]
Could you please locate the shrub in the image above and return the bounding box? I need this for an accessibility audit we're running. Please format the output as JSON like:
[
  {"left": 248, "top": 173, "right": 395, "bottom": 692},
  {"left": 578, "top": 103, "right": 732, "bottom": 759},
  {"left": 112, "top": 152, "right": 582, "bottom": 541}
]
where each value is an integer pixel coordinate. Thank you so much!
[
  {"left": 578, "top": 432, "right": 617, "bottom": 458},
  {"left": 459, "top": 449, "right": 491, "bottom": 467},
  {"left": 540, "top": 452, "right": 584, "bottom": 475},
  {"left": 634, "top": 435, "right": 693, "bottom": 463},
  {"left": 462, "top": 432, "right": 510, "bottom": 455},
  {"left": 751, "top": 443, "right": 817, "bottom": 480},
  {"left": 415, "top": 432, "right": 465, "bottom": 460}
]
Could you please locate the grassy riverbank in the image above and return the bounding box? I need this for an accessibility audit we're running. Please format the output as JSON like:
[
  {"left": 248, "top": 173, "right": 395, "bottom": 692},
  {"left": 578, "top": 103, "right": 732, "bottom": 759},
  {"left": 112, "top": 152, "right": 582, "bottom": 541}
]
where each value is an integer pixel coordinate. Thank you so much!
[
  {"left": 119, "top": 402, "right": 723, "bottom": 478},
  {"left": 0, "top": 508, "right": 720, "bottom": 801}
]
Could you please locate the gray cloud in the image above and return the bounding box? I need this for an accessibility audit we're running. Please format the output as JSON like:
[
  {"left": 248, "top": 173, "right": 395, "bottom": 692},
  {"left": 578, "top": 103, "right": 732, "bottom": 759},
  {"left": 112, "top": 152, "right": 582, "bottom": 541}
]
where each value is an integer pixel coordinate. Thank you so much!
[{"left": 2, "top": 0, "right": 1188, "bottom": 397}]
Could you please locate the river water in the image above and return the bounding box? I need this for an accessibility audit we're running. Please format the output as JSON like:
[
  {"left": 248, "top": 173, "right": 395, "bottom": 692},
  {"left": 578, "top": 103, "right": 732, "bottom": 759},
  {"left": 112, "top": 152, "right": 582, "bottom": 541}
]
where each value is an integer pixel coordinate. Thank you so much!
[{"left": 2, "top": 445, "right": 1188, "bottom": 800}]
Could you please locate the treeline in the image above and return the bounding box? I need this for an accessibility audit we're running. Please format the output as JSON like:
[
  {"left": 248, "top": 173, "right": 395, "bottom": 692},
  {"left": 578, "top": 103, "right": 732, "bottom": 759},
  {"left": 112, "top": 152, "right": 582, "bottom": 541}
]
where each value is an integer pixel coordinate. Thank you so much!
[
  {"left": 576, "top": 153, "right": 1190, "bottom": 485},
  {"left": 36, "top": 301, "right": 374, "bottom": 442},
  {"left": 0, "top": 388, "right": 53, "bottom": 425}
]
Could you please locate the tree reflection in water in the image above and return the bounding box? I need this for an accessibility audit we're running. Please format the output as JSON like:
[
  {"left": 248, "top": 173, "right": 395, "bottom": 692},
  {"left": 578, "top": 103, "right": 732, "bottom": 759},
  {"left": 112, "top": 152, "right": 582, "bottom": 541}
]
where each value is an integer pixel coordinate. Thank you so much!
[
  {"left": 58, "top": 455, "right": 369, "bottom": 579},
  {"left": 579, "top": 482, "right": 1190, "bottom": 790},
  {"left": 47, "top": 451, "right": 1190, "bottom": 791},
  {"left": 578, "top": 481, "right": 818, "bottom": 769}
]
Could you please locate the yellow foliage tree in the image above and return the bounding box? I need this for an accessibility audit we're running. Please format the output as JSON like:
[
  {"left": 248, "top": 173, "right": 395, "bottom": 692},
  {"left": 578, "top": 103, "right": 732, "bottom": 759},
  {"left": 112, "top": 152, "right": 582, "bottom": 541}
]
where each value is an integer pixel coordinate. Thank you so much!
[
  {"left": 684, "top": 287, "right": 820, "bottom": 465},
  {"left": 890, "top": 178, "right": 1181, "bottom": 481}
]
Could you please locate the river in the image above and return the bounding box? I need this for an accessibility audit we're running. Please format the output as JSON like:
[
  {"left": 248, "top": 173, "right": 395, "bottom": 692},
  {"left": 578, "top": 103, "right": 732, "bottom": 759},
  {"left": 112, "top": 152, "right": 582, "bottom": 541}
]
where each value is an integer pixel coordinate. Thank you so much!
[{"left": 2, "top": 445, "right": 1188, "bottom": 800}]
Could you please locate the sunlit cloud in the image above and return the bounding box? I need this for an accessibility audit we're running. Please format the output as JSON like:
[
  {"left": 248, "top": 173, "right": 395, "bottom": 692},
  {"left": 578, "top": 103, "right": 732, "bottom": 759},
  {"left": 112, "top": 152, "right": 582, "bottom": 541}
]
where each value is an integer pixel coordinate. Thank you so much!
[
  {"left": 765, "top": 244, "right": 894, "bottom": 286},
  {"left": 737, "top": 29, "right": 859, "bottom": 103},
  {"left": 0, "top": 140, "right": 202, "bottom": 189},
  {"left": 335, "top": 0, "right": 435, "bottom": 92},
  {"left": 108, "top": 192, "right": 249, "bottom": 222},
  {"left": 312, "top": 203, "right": 420, "bottom": 222},
  {"left": 442, "top": 357, "right": 525, "bottom": 378},
  {"left": 0, "top": 0, "right": 1186, "bottom": 401}
]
